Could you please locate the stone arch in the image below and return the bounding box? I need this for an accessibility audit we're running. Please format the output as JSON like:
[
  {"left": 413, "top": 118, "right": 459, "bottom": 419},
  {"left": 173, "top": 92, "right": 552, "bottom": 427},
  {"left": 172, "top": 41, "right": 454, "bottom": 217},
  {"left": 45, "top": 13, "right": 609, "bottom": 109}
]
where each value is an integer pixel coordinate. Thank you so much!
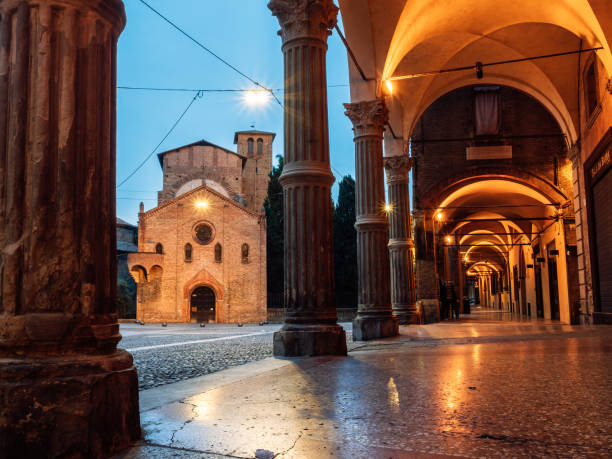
[
  {"left": 183, "top": 269, "right": 224, "bottom": 302},
  {"left": 419, "top": 168, "right": 569, "bottom": 211},
  {"left": 150, "top": 265, "right": 163, "bottom": 280},
  {"left": 183, "top": 269, "right": 224, "bottom": 323},
  {"left": 407, "top": 75, "right": 577, "bottom": 143},
  {"left": 129, "top": 265, "right": 147, "bottom": 283}
]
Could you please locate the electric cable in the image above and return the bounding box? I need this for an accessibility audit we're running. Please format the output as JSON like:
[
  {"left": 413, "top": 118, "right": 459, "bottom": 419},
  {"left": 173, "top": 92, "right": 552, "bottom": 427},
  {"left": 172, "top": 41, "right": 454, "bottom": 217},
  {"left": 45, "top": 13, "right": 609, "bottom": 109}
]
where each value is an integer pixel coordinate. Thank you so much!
[
  {"left": 117, "top": 84, "right": 349, "bottom": 93},
  {"left": 389, "top": 47, "right": 603, "bottom": 81},
  {"left": 116, "top": 91, "right": 203, "bottom": 189},
  {"left": 137, "top": 0, "right": 283, "bottom": 107}
]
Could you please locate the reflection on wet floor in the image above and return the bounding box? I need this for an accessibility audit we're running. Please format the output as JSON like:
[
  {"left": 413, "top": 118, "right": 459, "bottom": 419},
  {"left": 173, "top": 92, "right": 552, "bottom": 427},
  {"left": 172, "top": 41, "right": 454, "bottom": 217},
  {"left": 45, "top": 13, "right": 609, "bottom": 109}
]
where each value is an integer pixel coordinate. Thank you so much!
[
  {"left": 118, "top": 309, "right": 612, "bottom": 459},
  {"left": 395, "top": 307, "right": 580, "bottom": 342}
]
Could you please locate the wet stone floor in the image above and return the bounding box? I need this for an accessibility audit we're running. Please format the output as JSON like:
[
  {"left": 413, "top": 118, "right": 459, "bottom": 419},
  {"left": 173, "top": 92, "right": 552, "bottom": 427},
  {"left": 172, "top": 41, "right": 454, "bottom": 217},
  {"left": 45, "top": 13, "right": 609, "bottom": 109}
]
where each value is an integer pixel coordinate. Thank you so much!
[{"left": 116, "top": 311, "right": 612, "bottom": 458}]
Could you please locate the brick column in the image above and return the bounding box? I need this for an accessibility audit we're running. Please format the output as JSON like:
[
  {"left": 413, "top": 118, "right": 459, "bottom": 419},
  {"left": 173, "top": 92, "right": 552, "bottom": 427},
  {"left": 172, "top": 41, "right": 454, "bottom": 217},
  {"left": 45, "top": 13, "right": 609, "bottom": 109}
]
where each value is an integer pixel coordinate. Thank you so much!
[
  {"left": 268, "top": 0, "right": 346, "bottom": 356},
  {"left": 384, "top": 155, "right": 418, "bottom": 324},
  {"left": 345, "top": 100, "right": 399, "bottom": 340},
  {"left": 0, "top": 1, "right": 140, "bottom": 457}
]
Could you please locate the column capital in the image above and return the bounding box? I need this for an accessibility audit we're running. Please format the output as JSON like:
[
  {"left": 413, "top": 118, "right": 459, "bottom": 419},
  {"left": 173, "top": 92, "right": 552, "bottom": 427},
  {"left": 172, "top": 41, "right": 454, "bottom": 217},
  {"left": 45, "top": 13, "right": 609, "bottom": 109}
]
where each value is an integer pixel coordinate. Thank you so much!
[
  {"left": 384, "top": 155, "right": 412, "bottom": 183},
  {"left": 268, "top": 0, "right": 338, "bottom": 44},
  {"left": 344, "top": 99, "right": 388, "bottom": 137}
]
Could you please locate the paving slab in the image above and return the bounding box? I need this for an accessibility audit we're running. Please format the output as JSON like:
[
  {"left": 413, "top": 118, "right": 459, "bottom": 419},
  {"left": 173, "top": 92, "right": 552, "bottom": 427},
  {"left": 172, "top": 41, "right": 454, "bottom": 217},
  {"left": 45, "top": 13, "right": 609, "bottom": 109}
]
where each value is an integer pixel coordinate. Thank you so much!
[{"left": 116, "top": 312, "right": 612, "bottom": 458}]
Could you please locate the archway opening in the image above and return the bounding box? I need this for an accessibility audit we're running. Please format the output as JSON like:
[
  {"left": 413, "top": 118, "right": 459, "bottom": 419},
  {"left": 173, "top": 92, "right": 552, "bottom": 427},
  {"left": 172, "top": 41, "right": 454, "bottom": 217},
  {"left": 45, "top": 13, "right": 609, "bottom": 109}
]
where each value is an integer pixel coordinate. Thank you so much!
[{"left": 190, "top": 286, "right": 216, "bottom": 323}]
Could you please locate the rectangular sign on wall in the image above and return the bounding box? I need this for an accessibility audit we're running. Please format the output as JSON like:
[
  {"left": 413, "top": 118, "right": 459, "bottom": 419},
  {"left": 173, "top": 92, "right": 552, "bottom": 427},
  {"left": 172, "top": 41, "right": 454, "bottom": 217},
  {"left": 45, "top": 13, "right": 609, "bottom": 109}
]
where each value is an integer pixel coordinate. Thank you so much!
[{"left": 466, "top": 145, "right": 512, "bottom": 160}]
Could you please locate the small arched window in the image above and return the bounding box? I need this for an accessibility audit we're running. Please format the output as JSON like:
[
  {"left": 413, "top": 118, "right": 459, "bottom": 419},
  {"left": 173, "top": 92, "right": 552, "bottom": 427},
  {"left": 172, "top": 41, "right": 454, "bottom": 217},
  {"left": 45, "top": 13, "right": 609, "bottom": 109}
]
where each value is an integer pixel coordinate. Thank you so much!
[
  {"left": 155, "top": 243, "right": 163, "bottom": 254},
  {"left": 215, "top": 243, "right": 222, "bottom": 263},
  {"left": 185, "top": 243, "right": 192, "bottom": 262},
  {"left": 241, "top": 243, "right": 249, "bottom": 263},
  {"left": 257, "top": 138, "right": 263, "bottom": 155},
  {"left": 247, "top": 138, "right": 254, "bottom": 155}
]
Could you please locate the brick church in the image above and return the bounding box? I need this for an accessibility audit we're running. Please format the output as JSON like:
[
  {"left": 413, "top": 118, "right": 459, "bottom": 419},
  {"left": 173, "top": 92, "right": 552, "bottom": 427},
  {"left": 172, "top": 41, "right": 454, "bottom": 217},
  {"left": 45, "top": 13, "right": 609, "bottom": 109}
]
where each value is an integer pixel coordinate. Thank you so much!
[{"left": 128, "top": 130, "right": 275, "bottom": 323}]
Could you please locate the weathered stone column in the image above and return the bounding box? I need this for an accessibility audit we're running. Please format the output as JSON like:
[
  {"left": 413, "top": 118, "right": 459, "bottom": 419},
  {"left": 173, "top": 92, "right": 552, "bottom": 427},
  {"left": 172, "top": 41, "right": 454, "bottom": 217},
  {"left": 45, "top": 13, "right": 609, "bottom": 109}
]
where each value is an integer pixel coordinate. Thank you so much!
[
  {"left": 0, "top": 1, "right": 140, "bottom": 457},
  {"left": 345, "top": 100, "right": 399, "bottom": 340},
  {"left": 268, "top": 0, "right": 346, "bottom": 356},
  {"left": 384, "top": 155, "right": 418, "bottom": 324}
]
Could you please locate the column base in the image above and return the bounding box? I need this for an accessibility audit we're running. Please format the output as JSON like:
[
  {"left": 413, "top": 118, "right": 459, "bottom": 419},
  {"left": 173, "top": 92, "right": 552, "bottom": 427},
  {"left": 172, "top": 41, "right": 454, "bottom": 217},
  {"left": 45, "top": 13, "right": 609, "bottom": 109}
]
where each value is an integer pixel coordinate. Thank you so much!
[
  {"left": 393, "top": 305, "right": 421, "bottom": 325},
  {"left": 0, "top": 350, "right": 141, "bottom": 458},
  {"left": 417, "top": 299, "right": 441, "bottom": 324},
  {"left": 274, "top": 324, "right": 347, "bottom": 357},
  {"left": 352, "top": 315, "right": 399, "bottom": 341}
]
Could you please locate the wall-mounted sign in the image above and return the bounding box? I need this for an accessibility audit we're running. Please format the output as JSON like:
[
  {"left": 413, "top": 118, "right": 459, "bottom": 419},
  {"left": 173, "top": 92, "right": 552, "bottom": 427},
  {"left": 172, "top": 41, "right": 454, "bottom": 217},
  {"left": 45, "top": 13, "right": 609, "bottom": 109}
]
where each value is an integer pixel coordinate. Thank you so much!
[
  {"left": 466, "top": 145, "right": 512, "bottom": 160},
  {"left": 591, "top": 147, "right": 611, "bottom": 181}
]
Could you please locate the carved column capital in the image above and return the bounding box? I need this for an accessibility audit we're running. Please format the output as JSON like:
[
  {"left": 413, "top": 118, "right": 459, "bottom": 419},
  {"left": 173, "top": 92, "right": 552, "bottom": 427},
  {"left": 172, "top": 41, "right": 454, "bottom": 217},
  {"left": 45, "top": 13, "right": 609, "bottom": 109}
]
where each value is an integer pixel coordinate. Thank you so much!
[
  {"left": 344, "top": 99, "right": 388, "bottom": 137},
  {"left": 268, "top": 0, "right": 338, "bottom": 44},
  {"left": 384, "top": 155, "right": 412, "bottom": 183}
]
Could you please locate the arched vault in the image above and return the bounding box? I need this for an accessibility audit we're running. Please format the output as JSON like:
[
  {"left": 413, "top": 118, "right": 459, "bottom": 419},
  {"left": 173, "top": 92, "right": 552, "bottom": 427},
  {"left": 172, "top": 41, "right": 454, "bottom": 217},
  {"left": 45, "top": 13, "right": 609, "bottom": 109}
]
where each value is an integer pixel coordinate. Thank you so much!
[{"left": 338, "top": 0, "right": 612, "bottom": 143}]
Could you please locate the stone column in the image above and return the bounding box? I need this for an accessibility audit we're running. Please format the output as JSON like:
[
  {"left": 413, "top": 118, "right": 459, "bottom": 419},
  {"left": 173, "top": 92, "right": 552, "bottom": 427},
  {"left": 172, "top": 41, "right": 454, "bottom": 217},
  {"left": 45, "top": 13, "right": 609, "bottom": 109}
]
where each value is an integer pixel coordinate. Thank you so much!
[
  {"left": 344, "top": 100, "right": 399, "bottom": 340},
  {"left": 268, "top": 0, "right": 346, "bottom": 356},
  {"left": 0, "top": 1, "right": 140, "bottom": 457},
  {"left": 384, "top": 155, "right": 418, "bottom": 324}
]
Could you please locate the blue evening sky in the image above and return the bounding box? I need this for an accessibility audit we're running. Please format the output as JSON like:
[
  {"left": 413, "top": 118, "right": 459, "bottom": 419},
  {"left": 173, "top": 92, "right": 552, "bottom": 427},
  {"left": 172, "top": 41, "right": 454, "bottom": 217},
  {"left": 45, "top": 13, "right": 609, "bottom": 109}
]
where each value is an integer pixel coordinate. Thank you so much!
[{"left": 116, "top": 0, "right": 354, "bottom": 225}]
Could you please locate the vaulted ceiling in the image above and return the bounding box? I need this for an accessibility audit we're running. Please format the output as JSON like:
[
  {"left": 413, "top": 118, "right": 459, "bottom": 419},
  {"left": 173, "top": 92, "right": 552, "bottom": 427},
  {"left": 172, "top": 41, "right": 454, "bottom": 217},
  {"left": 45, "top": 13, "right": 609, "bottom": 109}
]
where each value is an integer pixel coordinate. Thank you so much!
[{"left": 339, "top": 0, "right": 612, "bottom": 143}]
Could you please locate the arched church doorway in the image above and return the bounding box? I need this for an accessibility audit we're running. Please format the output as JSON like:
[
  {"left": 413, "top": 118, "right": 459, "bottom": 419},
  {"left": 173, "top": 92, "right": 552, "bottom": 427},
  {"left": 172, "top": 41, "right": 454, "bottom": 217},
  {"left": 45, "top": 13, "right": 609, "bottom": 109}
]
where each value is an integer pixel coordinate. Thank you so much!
[{"left": 191, "top": 286, "right": 216, "bottom": 323}]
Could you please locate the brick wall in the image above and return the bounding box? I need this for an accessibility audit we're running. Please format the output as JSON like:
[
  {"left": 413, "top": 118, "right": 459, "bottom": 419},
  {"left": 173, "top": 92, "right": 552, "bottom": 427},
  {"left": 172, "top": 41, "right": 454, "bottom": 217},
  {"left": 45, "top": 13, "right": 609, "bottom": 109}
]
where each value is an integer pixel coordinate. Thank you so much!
[
  {"left": 157, "top": 144, "right": 244, "bottom": 204},
  {"left": 129, "top": 187, "right": 266, "bottom": 323},
  {"left": 235, "top": 133, "right": 274, "bottom": 213},
  {"left": 412, "top": 86, "right": 571, "bottom": 208}
]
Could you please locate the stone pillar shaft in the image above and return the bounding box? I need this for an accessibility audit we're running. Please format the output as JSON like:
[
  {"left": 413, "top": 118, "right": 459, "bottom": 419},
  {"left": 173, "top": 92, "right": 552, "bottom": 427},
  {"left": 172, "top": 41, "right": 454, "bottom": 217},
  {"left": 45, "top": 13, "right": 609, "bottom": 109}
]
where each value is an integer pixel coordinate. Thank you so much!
[
  {"left": 268, "top": 0, "right": 346, "bottom": 356},
  {"left": 384, "top": 155, "right": 418, "bottom": 324},
  {"left": 345, "top": 100, "right": 398, "bottom": 340},
  {"left": 0, "top": 1, "right": 140, "bottom": 456}
]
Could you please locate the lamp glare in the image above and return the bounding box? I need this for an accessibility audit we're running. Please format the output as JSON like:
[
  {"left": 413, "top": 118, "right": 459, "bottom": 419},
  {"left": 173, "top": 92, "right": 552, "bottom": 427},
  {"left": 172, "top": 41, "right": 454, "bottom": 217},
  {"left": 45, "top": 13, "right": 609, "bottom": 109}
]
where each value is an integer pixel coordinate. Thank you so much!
[
  {"left": 385, "top": 80, "right": 393, "bottom": 94},
  {"left": 244, "top": 90, "right": 270, "bottom": 107}
]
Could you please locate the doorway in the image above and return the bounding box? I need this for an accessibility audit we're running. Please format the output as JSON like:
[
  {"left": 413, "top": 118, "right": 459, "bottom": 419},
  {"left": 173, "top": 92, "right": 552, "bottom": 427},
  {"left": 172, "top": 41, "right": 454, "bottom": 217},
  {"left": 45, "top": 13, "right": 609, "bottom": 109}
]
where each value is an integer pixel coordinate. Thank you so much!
[
  {"left": 535, "top": 265, "right": 544, "bottom": 318},
  {"left": 547, "top": 244, "right": 560, "bottom": 320},
  {"left": 191, "top": 286, "right": 216, "bottom": 323}
]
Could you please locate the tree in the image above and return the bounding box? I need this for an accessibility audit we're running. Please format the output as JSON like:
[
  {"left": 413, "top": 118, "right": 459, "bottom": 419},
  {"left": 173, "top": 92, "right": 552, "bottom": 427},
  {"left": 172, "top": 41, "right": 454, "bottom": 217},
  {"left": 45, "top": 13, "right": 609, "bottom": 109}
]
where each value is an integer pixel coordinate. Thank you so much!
[
  {"left": 117, "top": 278, "right": 136, "bottom": 318},
  {"left": 334, "top": 175, "right": 357, "bottom": 308},
  {"left": 264, "top": 155, "right": 284, "bottom": 307}
]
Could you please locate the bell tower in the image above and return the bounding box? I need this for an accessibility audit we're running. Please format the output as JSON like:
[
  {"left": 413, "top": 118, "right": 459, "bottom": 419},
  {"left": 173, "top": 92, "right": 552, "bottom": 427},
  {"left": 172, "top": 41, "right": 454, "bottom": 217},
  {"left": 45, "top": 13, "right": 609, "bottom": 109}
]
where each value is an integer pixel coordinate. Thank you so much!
[{"left": 234, "top": 130, "right": 276, "bottom": 213}]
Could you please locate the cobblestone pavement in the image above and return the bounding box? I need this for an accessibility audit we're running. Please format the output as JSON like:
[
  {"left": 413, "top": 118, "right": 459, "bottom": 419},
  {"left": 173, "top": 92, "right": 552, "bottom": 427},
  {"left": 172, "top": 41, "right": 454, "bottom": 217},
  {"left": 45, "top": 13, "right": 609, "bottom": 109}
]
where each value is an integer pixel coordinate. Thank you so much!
[{"left": 120, "top": 323, "right": 356, "bottom": 390}]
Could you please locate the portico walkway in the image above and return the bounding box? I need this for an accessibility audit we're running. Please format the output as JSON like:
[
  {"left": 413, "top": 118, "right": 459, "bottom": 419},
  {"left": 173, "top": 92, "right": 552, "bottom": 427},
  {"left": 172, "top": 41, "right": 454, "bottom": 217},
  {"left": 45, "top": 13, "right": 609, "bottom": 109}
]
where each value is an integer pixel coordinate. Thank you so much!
[{"left": 116, "top": 311, "right": 612, "bottom": 458}]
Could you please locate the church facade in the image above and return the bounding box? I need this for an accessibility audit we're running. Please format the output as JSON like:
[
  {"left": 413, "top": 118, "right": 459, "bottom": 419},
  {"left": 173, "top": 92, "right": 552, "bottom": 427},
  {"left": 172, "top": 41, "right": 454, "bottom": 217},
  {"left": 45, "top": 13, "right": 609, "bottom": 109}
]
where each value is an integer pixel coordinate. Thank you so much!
[{"left": 128, "top": 130, "right": 274, "bottom": 323}]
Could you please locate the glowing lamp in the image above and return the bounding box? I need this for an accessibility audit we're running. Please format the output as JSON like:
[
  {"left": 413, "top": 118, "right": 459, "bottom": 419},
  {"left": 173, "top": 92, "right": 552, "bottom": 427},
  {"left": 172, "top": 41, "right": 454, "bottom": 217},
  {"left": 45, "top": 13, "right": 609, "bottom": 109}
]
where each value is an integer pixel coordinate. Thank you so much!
[
  {"left": 195, "top": 200, "right": 208, "bottom": 209},
  {"left": 384, "top": 80, "right": 393, "bottom": 95},
  {"left": 445, "top": 235, "right": 452, "bottom": 244},
  {"left": 384, "top": 203, "right": 393, "bottom": 213},
  {"left": 243, "top": 89, "right": 270, "bottom": 107}
]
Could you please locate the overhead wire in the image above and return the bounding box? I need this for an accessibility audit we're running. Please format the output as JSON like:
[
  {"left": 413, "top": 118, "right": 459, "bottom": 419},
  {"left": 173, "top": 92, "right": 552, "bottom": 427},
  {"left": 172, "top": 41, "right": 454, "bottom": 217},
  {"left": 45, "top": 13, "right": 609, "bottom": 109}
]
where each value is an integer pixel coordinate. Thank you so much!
[
  {"left": 137, "top": 0, "right": 283, "bottom": 107},
  {"left": 389, "top": 47, "right": 604, "bottom": 81},
  {"left": 116, "top": 91, "right": 203, "bottom": 189},
  {"left": 117, "top": 84, "right": 349, "bottom": 93}
]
